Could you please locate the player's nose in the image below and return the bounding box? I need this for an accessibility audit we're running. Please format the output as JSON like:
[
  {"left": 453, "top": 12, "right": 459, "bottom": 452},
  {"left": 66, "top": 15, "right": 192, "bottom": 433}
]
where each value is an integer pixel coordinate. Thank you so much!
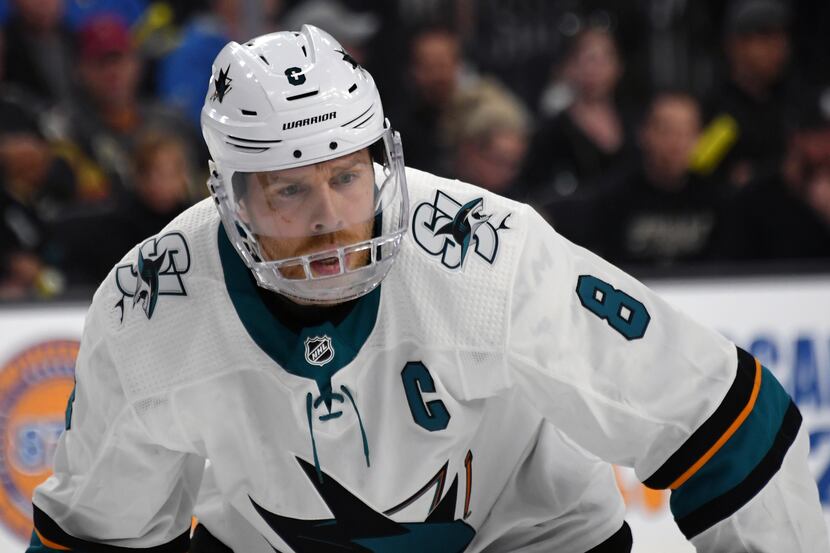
[{"left": 309, "top": 185, "right": 344, "bottom": 234}]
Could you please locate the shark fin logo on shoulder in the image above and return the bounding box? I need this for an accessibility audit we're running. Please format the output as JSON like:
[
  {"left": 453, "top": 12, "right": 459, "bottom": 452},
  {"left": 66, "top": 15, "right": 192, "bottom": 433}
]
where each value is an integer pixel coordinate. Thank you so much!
[
  {"left": 114, "top": 232, "right": 191, "bottom": 321},
  {"left": 412, "top": 191, "right": 511, "bottom": 270}
]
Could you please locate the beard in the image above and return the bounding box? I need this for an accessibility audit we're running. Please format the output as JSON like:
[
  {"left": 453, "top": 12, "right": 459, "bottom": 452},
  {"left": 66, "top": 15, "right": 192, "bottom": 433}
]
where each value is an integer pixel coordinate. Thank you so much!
[{"left": 256, "top": 218, "right": 374, "bottom": 279}]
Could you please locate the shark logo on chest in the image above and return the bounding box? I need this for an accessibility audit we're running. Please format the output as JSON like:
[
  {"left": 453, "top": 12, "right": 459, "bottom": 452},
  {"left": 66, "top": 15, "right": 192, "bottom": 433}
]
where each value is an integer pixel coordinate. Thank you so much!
[
  {"left": 251, "top": 457, "right": 475, "bottom": 552},
  {"left": 114, "top": 232, "right": 191, "bottom": 321},
  {"left": 412, "top": 191, "right": 511, "bottom": 270}
]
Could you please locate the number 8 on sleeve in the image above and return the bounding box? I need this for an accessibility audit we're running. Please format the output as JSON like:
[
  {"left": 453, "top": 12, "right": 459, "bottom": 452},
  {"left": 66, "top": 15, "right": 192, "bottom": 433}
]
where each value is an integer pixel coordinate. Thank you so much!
[{"left": 576, "top": 275, "right": 651, "bottom": 340}]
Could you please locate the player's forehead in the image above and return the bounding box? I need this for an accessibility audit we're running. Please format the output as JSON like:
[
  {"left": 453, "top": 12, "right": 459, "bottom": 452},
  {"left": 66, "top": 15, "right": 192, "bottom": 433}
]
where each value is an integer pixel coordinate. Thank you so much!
[{"left": 255, "top": 148, "right": 372, "bottom": 183}]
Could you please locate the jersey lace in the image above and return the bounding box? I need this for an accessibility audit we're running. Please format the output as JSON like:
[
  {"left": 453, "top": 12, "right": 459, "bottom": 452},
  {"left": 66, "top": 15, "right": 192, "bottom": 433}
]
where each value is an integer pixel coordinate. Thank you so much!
[{"left": 305, "top": 384, "right": 370, "bottom": 483}]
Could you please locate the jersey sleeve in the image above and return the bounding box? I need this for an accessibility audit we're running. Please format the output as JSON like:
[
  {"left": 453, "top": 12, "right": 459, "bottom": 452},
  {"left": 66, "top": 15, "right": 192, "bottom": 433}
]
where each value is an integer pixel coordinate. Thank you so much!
[
  {"left": 506, "top": 207, "right": 828, "bottom": 550},
  {"left": 28, "top": 286, "right": 205, "bottom": 552}
]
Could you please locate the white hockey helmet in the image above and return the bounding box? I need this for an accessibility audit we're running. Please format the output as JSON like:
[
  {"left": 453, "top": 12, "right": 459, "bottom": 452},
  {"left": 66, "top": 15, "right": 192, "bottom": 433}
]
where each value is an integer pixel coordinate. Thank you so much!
[{"left": 201, "top": 25, "right": 408, "bottom": 304}]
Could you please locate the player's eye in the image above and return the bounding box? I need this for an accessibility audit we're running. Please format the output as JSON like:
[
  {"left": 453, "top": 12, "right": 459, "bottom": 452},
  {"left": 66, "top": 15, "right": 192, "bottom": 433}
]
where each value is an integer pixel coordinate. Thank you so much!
[
  {"left": 276, "top": 183, "right": 304, "bottom": 198},
  {"left": 334, "top": 172, "right": 357, "bottom": 186},
  {"left": 263, "top": 182, "right": 306, "bottom": 210}
]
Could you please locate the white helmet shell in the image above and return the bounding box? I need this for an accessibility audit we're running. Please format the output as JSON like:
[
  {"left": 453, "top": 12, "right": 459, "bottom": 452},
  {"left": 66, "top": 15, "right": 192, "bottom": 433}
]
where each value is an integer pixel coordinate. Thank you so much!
[
  {"left": 201, "top": 25, "right": 408, "bottom": 304},
  {"left": 202, "top": 25, "right": 386, "bottom": 173}
]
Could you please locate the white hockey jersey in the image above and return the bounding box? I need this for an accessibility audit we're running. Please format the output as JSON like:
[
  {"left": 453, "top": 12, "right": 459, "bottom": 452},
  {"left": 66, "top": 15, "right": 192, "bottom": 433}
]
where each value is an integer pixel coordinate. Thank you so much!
[{"left": 29, "top": 168, "right": 828, "bottom": 552}]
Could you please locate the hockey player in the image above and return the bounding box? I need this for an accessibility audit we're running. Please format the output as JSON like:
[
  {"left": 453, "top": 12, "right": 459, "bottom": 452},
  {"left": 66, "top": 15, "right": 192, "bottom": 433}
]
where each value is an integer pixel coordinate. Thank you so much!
[{"left": 28, "top": 26, "right": 828, "bottom": 553}]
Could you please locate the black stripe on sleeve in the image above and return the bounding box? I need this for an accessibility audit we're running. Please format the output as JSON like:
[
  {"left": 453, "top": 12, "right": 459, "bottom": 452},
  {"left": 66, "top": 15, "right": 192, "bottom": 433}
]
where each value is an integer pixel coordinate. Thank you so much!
[
  {"left": 33, "top": 504, "right": 190, "bottom": 553},
  {"left": 643, "top": 347, "right": 757, "bottom": 490},
  {"left": 584, "top": 521, "right": 633, "bottom": 552},
  {"left": 676, "top": 401, "right": 802, "bottom": 539}
]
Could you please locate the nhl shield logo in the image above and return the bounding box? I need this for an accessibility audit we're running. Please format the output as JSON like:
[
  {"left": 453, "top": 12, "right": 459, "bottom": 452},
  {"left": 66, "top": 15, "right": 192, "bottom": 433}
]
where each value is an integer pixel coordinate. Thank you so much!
[{"left": 304, "top": 336, "right": 334, "bottom": 366}]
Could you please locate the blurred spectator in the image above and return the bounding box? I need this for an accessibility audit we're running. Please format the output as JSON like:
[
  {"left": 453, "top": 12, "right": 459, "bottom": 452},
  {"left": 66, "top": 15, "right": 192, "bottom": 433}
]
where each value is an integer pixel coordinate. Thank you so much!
[
  {"left": 0, "top": 0, "right": 828, "bottom": 296},
  {"left": 0, "top": 99, "right": 74, "bottom": 299},
  {"left": 131, "top": 131, "right": 195, "bottom": 222},
  {"left": 444, "top": 79, "right": 530, "bottom": 195},
  {"left": 1, "top": 0, "right": 76, "bottom": 107},
  {"left": 594, "top": 90, "right": 725, "bottom": 266},
  {"left": 520, "top": 25, "right": 634, "bottom": 208},
  {"left": 1, "top": 20, "right": 75, "bottom": 223},
  {"left": 49, "top": 14, "right": 202, "bottom": 204},
  {"left": 281, "top": 0, "right": 377, "bottom": 65},
  {"left": 62, "top": 0, "right": 148, "bottom": 30},
  {"left": 709, "top": 121, "right": 830, "bottom": 261},
  {"left": 54, "top": 131, "right": 196, "bottom": 286},
  {"left": 0, "top": 126, "right": 75, "bottom": 217},
  {"left": 158, "top": 0, "right": 282, "bottom": 125},
  {"left": 390, "top": 25, "right": 475, "bottom": 175},
  {"left": 695, "top": 0, "right": 810, "bottom": 188}
]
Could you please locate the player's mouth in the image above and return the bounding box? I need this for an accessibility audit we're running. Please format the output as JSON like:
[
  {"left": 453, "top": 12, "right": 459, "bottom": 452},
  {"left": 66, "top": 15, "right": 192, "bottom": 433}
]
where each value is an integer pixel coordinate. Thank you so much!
[{"left": 310, "top": 256, "right": 342, "bottom": 277}]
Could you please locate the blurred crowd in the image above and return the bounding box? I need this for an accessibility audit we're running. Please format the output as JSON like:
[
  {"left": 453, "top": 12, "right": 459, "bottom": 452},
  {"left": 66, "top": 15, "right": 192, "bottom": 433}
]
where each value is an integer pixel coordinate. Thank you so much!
[{"left": 1, "top": 0, "right": 829, "bottom": 300}]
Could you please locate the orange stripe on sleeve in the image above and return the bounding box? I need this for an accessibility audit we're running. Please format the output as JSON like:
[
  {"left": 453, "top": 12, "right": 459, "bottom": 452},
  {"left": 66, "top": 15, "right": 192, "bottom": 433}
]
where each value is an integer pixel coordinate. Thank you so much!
[
  {"left": 669, "top": 359, "right": 762, "bottom": 490},
  {"left": 35, "top": 529, "right": 72, "bottom": 551}
]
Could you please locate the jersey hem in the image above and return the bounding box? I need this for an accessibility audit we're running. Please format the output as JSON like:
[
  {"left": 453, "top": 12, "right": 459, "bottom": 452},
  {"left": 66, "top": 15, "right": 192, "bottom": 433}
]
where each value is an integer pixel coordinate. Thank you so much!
[{"left": 32, "top": 504, "right": 191, "bottom": 552}]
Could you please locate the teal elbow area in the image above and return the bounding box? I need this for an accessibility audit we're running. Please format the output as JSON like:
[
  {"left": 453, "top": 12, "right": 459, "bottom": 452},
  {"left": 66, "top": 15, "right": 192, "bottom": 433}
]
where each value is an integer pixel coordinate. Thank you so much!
[
  {"left": 671, "top": 366, "right": 801, "bottom": 538},
  {"left": 27, "top": 530, "right": 64, "bottom": 553}
]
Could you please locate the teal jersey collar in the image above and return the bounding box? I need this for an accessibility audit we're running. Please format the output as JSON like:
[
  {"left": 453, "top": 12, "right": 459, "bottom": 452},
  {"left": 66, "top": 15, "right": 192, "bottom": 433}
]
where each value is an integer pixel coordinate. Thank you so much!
[{"left": 217, "top": 225, "right": 381, "bottom": 391}]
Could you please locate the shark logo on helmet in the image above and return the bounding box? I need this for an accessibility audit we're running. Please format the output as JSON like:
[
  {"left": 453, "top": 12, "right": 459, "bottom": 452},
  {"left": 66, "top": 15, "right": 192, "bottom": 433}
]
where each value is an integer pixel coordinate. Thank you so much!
[
  {"left": 336, "top": 48, "right": 359, "bottom": 70},
  {"left": 211, "top": 65, "right": 233, "bottom": 103},
  {"left": 114, "top": 232, "right": 191, "bottom": 321}
]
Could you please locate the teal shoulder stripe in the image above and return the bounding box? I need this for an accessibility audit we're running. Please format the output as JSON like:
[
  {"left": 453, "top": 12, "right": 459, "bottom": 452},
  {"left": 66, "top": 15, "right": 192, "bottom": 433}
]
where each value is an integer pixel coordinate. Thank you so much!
[{"left": 670, "top": 366, "right": 791, "bottom": 520}]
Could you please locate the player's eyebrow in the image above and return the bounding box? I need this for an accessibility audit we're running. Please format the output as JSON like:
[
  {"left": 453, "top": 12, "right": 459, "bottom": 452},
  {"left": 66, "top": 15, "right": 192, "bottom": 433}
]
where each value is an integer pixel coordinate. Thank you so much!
[
  {"left": 328, "top": 158, "right": 368, "bottom": 173},
  {"left": 328, "top": 150, "right": 371, "bottom": 169},
  {"left": 255, "top": 171, "right": 293, "bottom": 188},
  {"left": 255, "top": 149, "right": 370, "bottom": 187}
]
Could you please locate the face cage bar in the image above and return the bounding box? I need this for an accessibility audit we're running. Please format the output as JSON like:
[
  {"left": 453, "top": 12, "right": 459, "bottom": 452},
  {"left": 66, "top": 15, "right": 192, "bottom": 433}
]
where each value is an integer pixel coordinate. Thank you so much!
[{"left": 259, "top": 230, "right": 405, "bottom": 282}]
